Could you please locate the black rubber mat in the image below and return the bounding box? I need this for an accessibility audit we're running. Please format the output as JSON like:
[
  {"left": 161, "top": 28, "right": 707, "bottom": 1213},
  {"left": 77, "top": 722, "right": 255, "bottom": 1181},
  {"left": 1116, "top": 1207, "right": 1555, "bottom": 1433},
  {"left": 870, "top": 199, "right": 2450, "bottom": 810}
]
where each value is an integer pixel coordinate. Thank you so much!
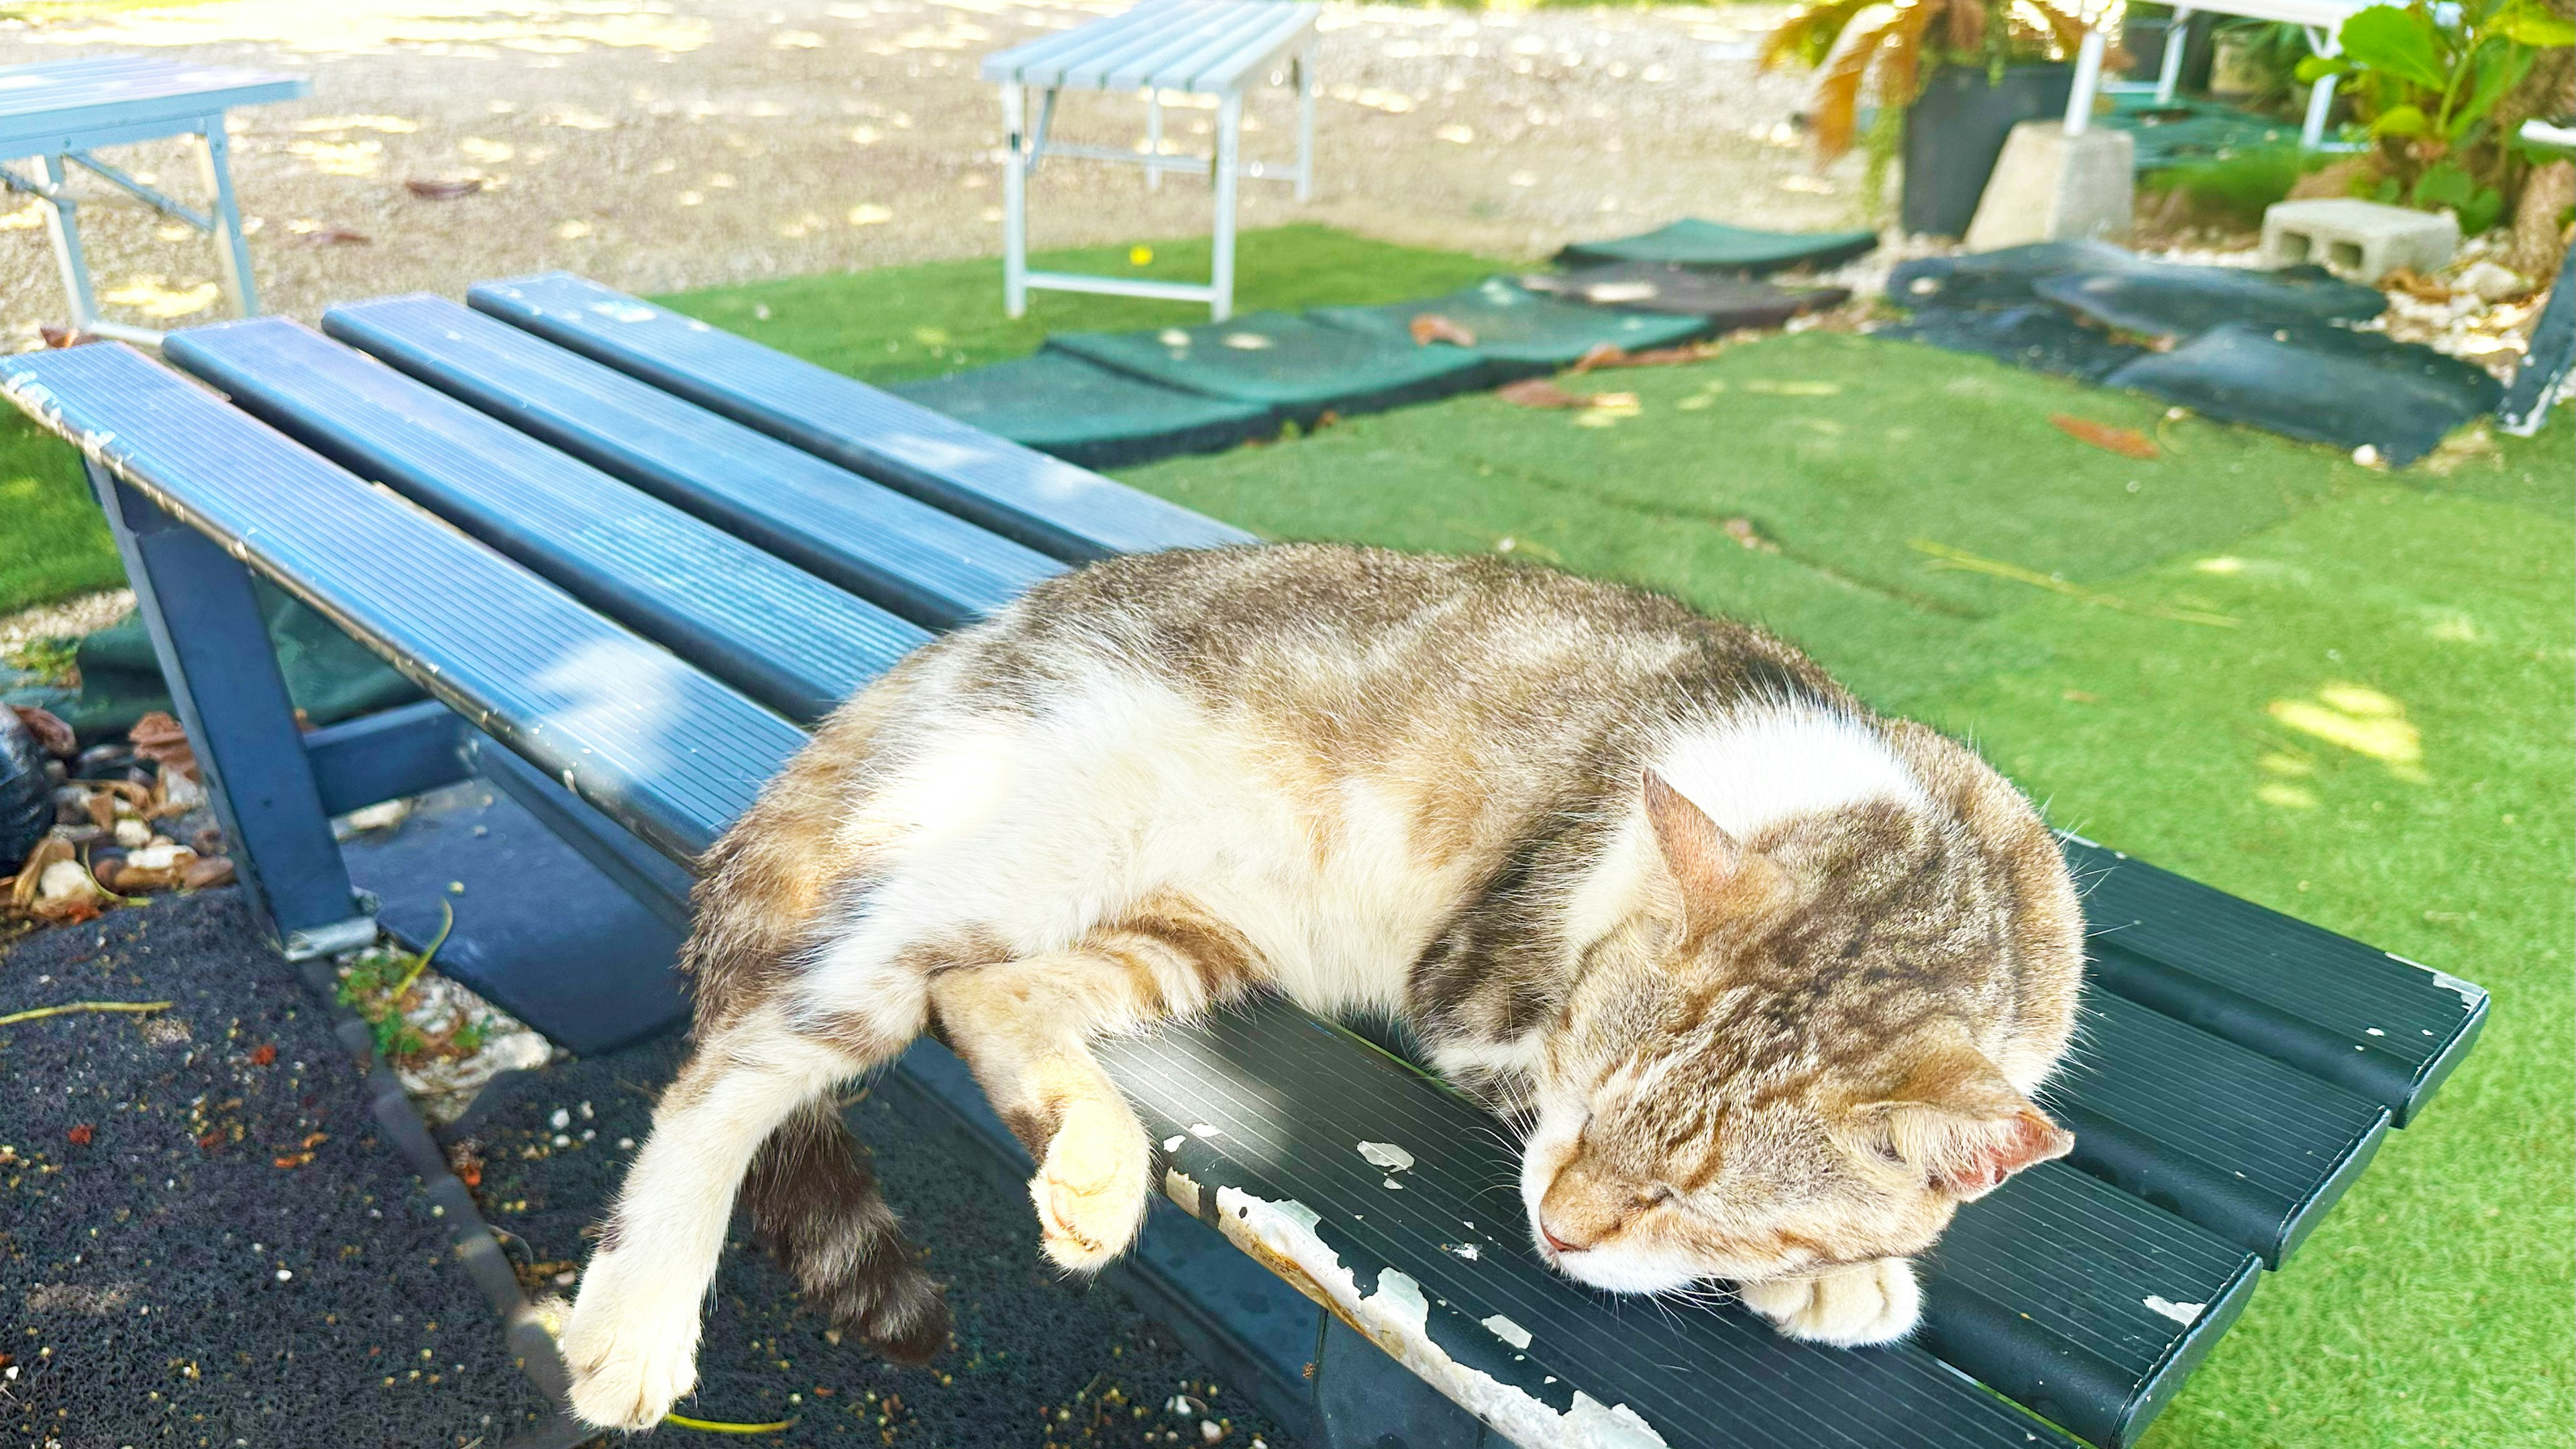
[
  {"left": 0, "top": 892, "right": 553, "bottom": 1448},
  {"left": 2105, "top": 322, "right": 2504, "bottom": 464},
  {"left": 1874, "top": 303, "right": 2150, "bottom": 382},
  {"left": 2035, "top": 264, "right": 2385, "bottom": 341},
  {"left": 1888, "top": 241, "right": 2142, "bottom": 309},
  {"left": 890, "top": 352, "right": 1281, "bottom": 470},
  {"left": 1306, "top": 276, "right": 1710, "bottom": 370},
  {"left": 1517, "top": 263, "right": 1852, "bottom": 327},
  {"left": 446, "top": 1036, "right": 1309, "bottom": 1448},
  {"left": 1555, "top": 218, "right": 1880, "bottom": 274}
]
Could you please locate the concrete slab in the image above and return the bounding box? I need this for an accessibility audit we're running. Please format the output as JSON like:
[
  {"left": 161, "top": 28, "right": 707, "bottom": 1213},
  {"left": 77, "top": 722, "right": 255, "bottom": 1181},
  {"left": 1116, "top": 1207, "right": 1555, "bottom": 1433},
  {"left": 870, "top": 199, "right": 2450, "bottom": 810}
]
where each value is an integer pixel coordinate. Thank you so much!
[{"left": 1965, "top": 121, "right": 2137, "bottom": 252}]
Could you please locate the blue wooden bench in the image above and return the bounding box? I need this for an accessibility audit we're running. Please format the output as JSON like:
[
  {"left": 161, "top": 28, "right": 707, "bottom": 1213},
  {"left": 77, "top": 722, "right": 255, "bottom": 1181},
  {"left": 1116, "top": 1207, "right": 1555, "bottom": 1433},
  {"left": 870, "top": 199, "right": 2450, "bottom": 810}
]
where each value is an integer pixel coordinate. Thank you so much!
[{"left": 0, "top": 275, "right": 2485, "bottom": 1449}]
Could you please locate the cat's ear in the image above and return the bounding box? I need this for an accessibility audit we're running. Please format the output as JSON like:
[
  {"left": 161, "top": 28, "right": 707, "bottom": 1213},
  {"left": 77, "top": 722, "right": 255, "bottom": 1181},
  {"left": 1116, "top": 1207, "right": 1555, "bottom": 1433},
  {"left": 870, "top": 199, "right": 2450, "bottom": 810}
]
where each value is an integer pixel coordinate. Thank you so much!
[
  {"left": 1642, "top": 770, "right": 1780, "bottom": 926},
  {"left": 1856, "top": 1045, "right": 2074, "bottom": 1201}
]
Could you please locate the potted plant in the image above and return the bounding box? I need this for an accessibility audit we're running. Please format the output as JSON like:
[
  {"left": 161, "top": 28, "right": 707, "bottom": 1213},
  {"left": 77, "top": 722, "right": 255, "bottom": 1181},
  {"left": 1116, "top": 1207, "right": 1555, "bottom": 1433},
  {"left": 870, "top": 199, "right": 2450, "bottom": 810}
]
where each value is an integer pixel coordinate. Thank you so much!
[
  {"left": 1764, "top": 0, "right": 2117, "bottom": 237},
  {"left": 2298, "top": 0, "right": 2573, "bottom": 236}
]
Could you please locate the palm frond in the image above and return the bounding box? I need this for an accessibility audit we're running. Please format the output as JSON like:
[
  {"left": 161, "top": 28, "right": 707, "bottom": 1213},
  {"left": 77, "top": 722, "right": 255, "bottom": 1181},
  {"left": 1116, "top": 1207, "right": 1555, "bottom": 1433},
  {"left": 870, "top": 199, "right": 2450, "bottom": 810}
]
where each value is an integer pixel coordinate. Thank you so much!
[
  {"left": 1879, "top": 0, "right": 1944, "bottom": 115},
  {"left": 1812, "top": 12, "right": 1906, "bottom": 160},
  {"left": 1763, "top": 0, "right": 1884, "bottom": 71}
]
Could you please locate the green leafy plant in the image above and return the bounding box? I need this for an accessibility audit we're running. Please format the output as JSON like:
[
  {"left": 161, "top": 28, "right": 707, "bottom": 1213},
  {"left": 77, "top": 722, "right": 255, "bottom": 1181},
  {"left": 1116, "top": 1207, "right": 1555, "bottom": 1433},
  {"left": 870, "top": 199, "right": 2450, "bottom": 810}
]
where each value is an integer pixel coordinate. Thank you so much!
[
  {"left": 1764, "top": 0, "right": 2112, "bottom": 162},
  {"left": 2300, "top": 0, "right": 2576, "bottom": 233},
  {"left": 2210, "top": 19, "right": 2324, "bottom": 111}
]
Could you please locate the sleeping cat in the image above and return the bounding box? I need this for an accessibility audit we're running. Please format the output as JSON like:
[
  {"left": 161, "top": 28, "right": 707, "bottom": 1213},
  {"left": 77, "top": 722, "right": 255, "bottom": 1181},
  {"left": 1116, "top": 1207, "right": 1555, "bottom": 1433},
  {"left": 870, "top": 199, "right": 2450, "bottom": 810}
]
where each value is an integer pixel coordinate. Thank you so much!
[{"left": 560, "top": 543, "right": 2082, "bottom": 1430}]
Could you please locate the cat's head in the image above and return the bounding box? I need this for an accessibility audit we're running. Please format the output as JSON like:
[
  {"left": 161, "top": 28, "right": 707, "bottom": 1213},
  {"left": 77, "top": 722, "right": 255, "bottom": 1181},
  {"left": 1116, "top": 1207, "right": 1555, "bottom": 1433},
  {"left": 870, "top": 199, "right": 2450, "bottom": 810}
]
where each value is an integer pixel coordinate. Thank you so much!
[{"left": 1521, "top": 728, "right": 2081, "bottom": 1296}]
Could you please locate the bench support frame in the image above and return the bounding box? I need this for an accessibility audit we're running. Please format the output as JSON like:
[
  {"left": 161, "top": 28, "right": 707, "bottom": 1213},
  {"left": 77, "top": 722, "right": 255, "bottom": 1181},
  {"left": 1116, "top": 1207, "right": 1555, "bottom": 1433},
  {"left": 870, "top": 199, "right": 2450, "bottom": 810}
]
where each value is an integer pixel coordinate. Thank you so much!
[{"left": 87, "top": 462, "right": 374, "bottom": 958}]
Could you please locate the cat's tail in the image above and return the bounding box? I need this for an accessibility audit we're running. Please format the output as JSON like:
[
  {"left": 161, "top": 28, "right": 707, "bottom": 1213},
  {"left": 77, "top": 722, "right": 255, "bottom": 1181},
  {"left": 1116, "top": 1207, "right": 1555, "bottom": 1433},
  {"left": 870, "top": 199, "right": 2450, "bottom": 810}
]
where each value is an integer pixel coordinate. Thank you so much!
[{"left": 740, "top": 1099, "right": 951, "bottom": 1363}]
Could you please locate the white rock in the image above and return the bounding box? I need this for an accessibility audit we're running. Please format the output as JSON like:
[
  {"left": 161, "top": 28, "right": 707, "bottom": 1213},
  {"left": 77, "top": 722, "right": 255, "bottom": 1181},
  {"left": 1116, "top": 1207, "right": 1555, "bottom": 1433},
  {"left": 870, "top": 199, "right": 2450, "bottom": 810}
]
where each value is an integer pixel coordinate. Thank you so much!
[
  {"left": 36, "top": 860, "right": 99, "bottom": 901},
  {"left": 113, "top": 817, "right": 152, "bottom": 847},
  {"left": 2452, "top": 259, "right": 2528, "bottom": 301}
]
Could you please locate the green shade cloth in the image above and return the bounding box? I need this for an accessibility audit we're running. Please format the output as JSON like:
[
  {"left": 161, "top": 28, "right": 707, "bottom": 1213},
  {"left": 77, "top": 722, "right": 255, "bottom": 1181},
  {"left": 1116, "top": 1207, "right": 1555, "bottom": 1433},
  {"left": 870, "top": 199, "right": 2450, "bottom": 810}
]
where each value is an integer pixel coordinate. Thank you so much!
[
  {"left": 66, "top": 579, "right": 424, "bottom": 746},
  {"left": 1046, "top": 311, "right": 1489, "bottom": 423},
  {"left": 1306, "top": 276, "right": 1711, "bottom": 370},
  {"left": 1554, "top": 218, "right": 1880, "bottom": 274},
  {"left": 2105, "top": 93, "right": 2301, "bottom": 174},
  {"left": 890, "top": 352, "right": 1279, "bottom": 468}
]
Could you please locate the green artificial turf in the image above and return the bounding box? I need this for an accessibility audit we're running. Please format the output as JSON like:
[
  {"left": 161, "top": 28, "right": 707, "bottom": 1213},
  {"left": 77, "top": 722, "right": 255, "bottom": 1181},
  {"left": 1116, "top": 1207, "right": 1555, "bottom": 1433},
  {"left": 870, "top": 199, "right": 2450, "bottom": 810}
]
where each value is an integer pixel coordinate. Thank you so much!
[
  {"left": 653, "top": 224, "right": 1508, "bottom": 386},
  {"left": 0, "top": 405, "right": 121, "bottom": 616}
]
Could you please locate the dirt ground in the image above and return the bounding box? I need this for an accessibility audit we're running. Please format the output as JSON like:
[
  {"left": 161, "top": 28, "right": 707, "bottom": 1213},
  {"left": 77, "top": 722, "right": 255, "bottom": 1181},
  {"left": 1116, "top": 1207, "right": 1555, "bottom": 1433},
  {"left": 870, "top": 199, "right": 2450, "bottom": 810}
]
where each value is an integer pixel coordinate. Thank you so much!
[{"left": 0, "top": 0, "right": 1866, "bottom": 341}]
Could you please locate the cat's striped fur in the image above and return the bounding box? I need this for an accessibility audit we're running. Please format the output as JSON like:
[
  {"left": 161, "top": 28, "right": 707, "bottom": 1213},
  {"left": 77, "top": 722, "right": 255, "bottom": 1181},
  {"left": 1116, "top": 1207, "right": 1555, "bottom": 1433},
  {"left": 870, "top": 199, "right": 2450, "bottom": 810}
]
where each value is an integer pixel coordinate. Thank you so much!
[{"left": 561, "top": 545, "right": 2082, "bottom": 1430}]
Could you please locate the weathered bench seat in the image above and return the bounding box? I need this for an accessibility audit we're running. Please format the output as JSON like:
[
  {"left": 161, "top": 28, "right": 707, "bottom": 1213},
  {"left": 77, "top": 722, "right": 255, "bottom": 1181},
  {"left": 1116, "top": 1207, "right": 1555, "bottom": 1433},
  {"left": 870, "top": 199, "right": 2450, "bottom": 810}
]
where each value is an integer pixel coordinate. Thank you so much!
[{"left": 1, "top": 280, "right": 2483, "bottom": 1449}]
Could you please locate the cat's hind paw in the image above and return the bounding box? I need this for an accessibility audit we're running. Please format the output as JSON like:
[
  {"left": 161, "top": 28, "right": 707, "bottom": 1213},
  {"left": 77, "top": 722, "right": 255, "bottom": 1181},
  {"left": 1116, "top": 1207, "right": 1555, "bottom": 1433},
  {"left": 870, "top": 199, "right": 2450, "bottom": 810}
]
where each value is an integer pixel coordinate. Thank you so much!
[
  {"left": 1739, "top": 1257, "right": 1921, "bottom": 1348},
  {"left": 560, "top": 1254, "right": 703, "bottom": 1430},
  {"left": 1030, "top": 1094, "right": 1150, "bottom": 1273}
]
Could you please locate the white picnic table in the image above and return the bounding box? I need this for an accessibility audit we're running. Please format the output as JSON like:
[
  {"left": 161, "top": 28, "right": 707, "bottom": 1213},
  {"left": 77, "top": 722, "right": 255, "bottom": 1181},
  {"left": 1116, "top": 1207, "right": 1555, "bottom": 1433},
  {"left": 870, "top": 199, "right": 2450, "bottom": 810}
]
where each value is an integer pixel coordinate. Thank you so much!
[
  {"left": 983, "top": 0, "right": 1322, "bottom": 321},
  {"left": 1, "top": 54, "right": 308, "bottom": 344},
  {"left": 2062, "top": 0, "right": 2367, "bottom": 150}
]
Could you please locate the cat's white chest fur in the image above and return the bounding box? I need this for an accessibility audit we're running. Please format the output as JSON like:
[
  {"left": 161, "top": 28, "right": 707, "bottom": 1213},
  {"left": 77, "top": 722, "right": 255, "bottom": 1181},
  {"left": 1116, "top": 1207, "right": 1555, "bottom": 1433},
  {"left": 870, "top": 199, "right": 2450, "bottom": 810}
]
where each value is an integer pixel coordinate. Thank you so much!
[{"left": 811, "top": 672, "right": 1473, "bottom": 1015}]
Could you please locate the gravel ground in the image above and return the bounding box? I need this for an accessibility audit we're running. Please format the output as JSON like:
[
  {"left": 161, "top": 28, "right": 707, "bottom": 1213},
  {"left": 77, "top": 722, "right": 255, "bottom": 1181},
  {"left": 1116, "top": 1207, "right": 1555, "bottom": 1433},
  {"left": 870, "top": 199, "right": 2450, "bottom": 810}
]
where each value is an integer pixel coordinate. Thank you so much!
[
  {"left": 0, "top": 0, "right": 1863, "bottom": 342},
  {"left": 0, "top": 890, "right": 553, "bottom": 1449},
  {"left": 453, "top": 1034, "right": 1305, "bottom": 1449}
]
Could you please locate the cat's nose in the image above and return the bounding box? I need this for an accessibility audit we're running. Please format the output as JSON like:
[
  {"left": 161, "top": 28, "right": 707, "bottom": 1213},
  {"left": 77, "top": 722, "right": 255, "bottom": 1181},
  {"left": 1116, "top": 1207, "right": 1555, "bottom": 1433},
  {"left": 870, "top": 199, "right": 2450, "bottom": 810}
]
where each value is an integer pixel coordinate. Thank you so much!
[{"left": 1539, "top": 1221, "right": 1584, "bottom": 1254}]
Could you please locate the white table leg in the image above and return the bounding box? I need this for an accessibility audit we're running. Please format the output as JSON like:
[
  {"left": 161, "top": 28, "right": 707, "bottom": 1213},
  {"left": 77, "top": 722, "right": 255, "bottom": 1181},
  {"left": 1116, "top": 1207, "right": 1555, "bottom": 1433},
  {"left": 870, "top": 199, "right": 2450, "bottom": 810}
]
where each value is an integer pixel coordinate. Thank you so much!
[
  {"left": 2156, "top": 9, "right": 2192, "bottom": 105},
  {"left": 2065, "top": 28, "right": 2106, "bottom": 136},
  {"left": 1002, "top": 84, "right": 1029, "bottom": 319},
  {"left": 2300, "top": 28, "right": 2339, "bottom": 149},
  {"left": 1212, "top": 90, "right": 1241, "bottom": 321},
  {"left": 1294, "top": 40, "right": 1317, "bottom": 203},
  {"left": 35, "top": 153, "right": 101, "bottom": 333},
  {"left": 1146, "top": 89, "right": 1163, "bottom": 192},
  {"left": 197, "top": 119, "right": 261, "bottom": 317}
]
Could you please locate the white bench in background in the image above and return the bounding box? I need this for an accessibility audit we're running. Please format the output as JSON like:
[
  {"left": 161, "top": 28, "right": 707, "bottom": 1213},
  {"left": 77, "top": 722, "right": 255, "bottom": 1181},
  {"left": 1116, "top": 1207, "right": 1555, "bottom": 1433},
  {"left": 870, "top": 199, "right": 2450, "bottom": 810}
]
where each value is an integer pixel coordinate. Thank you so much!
[
  {"left": 983, "top": 0, "right": 1322, "bottom": 321},
  {"left": 2063, "top": 0, "right": 2367, "bottom": 150},
  {"left": 0, "top": 54, "right": 307, "bottom": 343}
]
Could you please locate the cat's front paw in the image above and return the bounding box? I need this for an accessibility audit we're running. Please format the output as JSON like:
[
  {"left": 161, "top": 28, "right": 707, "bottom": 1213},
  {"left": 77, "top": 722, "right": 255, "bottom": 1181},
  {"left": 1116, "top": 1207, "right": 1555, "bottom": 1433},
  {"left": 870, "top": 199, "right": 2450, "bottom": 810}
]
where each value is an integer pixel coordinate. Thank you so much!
[
  {"left": 1739, "top": 1257, "right": 1921, "bottom": 1348},
  {"left": 1030, "top": 1093, "right": 1150, "bottom": 1272},
  {"left": 560, "top": 1252, "right": 703, "bottom": 1430}
]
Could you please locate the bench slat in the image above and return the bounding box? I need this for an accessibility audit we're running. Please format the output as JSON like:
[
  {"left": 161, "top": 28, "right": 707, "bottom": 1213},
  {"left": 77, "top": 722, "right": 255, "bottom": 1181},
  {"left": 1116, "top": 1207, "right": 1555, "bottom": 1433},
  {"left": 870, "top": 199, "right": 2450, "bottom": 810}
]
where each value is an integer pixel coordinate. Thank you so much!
[
  {"left": 160, "top": 317, "right": 926, "bottom": 726},
  {"left": 2051, "top": 988, "right": 2387, "bottom": 1266},
  {"left": 321, "top": 294, "right": 1065, "bottom": 631},
  {"left": 466, "top": 273, "right": 1254, "bottom": 560},
  {"left": 0, "top": 343, "right": 800, "bottom": 867},
  {"left": 2068, "top": 838, "right": 2486, "bottom": 1126}
]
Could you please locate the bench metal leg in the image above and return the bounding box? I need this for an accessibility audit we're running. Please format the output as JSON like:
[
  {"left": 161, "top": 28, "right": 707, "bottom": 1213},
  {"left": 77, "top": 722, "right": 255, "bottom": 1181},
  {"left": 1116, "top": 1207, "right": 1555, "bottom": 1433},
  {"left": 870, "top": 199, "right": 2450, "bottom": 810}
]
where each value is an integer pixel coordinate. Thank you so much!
[
  {"left": 1294, "top": 42, "right": 1317, "bottom": 203},
  {"left": 88, "top": 464, "right": 373, "bottom": 959},
  {"left": 1146, "top": 89, "right": 1163, "bottom": 191},
  {"left": 1002, "top": 83, "right": 1029, "bottom": 319},
  {"left": 197, "top": 120, "right": 262, "bottom": 317},
  {"left": 2155, "top": 9, "right": 2192, "bottom": 105},
  {"left": 1211, "top": 90, "right": 1241, "bottom": 322},
  {"left": 2063, "top": 28, "right": 2107, "bottom": 136},
  {"left": 35, "top": 153, "right": 103, "bottom": 335}
]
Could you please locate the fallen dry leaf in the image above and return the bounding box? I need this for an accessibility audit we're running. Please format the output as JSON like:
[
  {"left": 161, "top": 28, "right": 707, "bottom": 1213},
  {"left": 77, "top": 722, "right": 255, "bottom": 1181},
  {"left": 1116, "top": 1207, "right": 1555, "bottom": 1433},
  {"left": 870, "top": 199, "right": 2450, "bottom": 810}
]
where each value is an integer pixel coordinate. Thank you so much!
[
  {"left": 39, "top": 326, "right": 97, "bottom": 349},
  {"left": 180, "top": 856, "right": 235, "bottom": 891},
  {"left": 294, "top": 227, "right": 372, "bottom": 247},
  {"left": 2049, "top": 413, "right": 2159, "bottom": 461},
  {"left": 1409, "top": 313, "right": 1477, "bottom": 347},
  {"left": 130, "top": 712, "right": 198, "bottom": 781},
  {"left": 2381, "top": 266, "right": 2451, "bottom": 303},
  {"left": 404, "top": 177, "right": 484, "bottom": 200},
  {"left": 1724, "top": 517, "right": 1780, "bottom": 553},
  {"left": 1497, "top": 378, "right": 1593, "bottom": 409},
  {"left": 1566, "top": 342, "right": 1627, "bottom": 374},
  {"left": 11, "top": 705, "right": 74, "bottom": 757}
]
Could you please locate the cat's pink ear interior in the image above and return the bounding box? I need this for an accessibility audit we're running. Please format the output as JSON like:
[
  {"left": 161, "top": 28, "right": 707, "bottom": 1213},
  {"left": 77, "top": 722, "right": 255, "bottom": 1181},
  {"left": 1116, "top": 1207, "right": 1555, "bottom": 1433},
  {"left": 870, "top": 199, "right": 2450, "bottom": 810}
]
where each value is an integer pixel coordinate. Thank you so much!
[
  {"left": 1864, "top": 1049, "right": 2076, "bottom": 1201},
  {"left": 1642, "top": 768, "right": 1746, "bottom": 900}
]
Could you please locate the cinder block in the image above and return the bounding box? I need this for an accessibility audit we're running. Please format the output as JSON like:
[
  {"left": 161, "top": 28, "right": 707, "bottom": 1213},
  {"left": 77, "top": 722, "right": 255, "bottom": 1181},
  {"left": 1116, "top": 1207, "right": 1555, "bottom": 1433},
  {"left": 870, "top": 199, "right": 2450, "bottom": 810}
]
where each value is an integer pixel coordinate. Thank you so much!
[
  {"left": 2261, "top": 199, "right": 2458, "bottom": 283},
  {"left": 1964, "top": 121, "right": 2137, "bottom": 253}
]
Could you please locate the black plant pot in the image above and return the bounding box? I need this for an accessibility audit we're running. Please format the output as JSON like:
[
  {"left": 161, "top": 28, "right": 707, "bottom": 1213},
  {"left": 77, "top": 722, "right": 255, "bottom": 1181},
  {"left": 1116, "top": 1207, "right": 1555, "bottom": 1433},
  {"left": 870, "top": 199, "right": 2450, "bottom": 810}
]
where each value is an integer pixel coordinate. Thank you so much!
[{"left": 1902, "top": 64, "right": 2077, "bottom": 239}]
